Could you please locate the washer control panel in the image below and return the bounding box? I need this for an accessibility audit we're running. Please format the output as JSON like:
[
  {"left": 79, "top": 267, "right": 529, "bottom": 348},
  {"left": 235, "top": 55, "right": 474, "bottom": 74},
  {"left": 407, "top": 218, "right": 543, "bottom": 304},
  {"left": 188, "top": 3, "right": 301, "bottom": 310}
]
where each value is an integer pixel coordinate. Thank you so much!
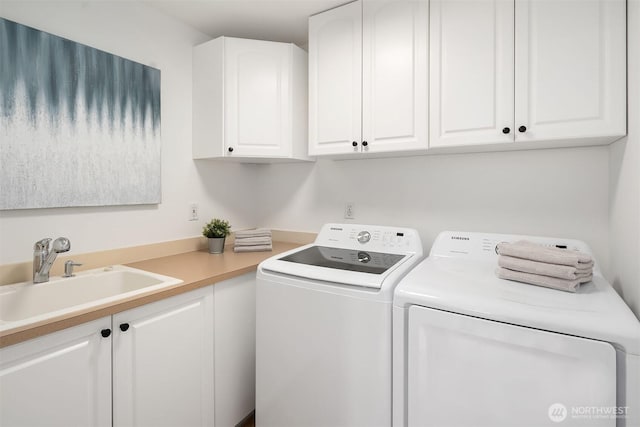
[
  {"left": 357, "top": 231, "right": 371, "bottom": 244},
  {"left": 315, "top": 223, "right": 423, "bottom": 255}
]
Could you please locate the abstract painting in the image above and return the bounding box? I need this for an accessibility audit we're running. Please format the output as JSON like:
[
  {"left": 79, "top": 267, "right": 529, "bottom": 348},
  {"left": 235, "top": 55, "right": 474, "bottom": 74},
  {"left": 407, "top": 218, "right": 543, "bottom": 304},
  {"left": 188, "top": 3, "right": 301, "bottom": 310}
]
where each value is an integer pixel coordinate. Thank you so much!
[{"left": 0, "top": 18, "right": 161, "bottom": 210}]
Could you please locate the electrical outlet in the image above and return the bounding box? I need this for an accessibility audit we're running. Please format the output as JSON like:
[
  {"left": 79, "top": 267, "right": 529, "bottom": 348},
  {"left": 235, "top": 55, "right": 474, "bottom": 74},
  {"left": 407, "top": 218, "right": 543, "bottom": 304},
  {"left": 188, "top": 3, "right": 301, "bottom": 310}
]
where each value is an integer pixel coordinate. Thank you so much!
[
  {"left": 344, "top": 203, "right": 355, "bottom": 219},
  {"left": 189, "top": 203, "right": 199, "bottom": 221}
]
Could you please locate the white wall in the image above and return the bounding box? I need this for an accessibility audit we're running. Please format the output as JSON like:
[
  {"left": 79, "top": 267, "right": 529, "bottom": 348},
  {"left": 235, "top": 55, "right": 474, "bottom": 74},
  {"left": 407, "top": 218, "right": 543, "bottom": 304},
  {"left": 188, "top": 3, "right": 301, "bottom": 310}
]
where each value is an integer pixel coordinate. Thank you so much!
[
  {"left": 0, "top": 1, "right": 263, "bottom": 264},
  {"left": 609, "top": 0, "right": 640, "bottom": 319},
  {"left": 257, "top": 146, "right": 611, "bottom": 275}
]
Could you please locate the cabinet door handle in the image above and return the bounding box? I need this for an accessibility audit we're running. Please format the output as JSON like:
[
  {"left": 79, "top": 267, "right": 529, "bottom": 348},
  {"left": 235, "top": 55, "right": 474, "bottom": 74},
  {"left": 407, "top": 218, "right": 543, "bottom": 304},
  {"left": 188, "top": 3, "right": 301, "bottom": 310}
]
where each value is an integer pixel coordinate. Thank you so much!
[
  {"left": 120, "top": 323, "right": 130, "bottom": 332},
  {"left": 101, "top": 328, "right": 111, "bottom": 338},
  {"left": 518, "top": 125, "right": 527, "bottom": 133},
  {"left": 502, "top": 127, "right": 510, "bottom": 134},
  {"left": 352, "top": 141, "right": 358, "bottom": 147},
  {"left": 362, "top": 141, "right": 368, "bottom": 147},
  {"left": 228, "top": 147, "right": 234, "bottom": 153}
]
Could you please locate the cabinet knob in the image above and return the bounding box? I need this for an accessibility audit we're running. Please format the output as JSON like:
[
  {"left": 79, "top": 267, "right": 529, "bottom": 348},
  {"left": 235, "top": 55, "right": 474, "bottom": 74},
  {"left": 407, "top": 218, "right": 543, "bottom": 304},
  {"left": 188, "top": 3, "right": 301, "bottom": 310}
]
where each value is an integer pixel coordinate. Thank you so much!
[
  {"left": 101, "top": 329, "right": 111, "bottom": 338},
  {"left": 228, "top": 147, "right": 234, "bottom": 153},
  {"left": 362, "top": 141, "right": 368, "bottom": 147},
  {"left": 120, "top": 323, "right": 130, "bottom": 332},
  {"left": 502, "top": 127, "right": 510, "bottom": 134},
  {"left": 518, "top": 125, "right": 527, "bottom": 133},
  {"left": 352, "top": 141, "right": 358, "bottom": 147}
]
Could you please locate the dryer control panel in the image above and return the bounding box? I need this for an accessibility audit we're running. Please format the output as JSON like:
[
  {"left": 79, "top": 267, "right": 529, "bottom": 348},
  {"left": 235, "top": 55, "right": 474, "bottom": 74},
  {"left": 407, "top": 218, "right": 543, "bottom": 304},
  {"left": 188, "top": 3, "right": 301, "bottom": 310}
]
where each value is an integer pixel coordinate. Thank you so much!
[
  {"left": 430, "top": 231, "right": 593, "bottom": 261},
  {"left": 315, "top": 223, "right": 423, "bottom": 256}
]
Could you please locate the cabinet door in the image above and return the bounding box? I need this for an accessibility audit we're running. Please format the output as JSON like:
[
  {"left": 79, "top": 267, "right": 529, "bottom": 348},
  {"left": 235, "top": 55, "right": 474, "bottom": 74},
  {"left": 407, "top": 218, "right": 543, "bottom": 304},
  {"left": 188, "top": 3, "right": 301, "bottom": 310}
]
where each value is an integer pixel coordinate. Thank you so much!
[
  {"left": 514, "top": 0, "right": 626, "bottom": 143},
  {"left": 429, "top": 0, "right": 514, "bottom": 148},
  {"left": 113, "top": 286, "right": 214, "bottom": 427},
  {"left": 0, "top": 318, "right": 112, "bottom": 427},
  {"left": 362, "top": 0, "right": 428, "bottom": 154},
  {"left": 214, "top": 273, "right": 256, "bottom": 427},
  {"left": 309, "top": 0, "right": 362, "bottom": 155},
  {"left": 225, "top": 38, "right": 291, "bottom": 158}
]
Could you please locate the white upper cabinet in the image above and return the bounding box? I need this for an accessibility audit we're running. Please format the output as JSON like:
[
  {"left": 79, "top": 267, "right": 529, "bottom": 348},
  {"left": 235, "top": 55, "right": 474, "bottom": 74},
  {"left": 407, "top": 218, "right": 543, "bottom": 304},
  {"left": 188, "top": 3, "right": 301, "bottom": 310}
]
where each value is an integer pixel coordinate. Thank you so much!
[
  {"left": 362, "top": 1, "right": 429, "bottom": 154},
  {"left": 225, "top": 39, "right": 291, "bottom": 158},
  {"left": 430, "top": 0, "right": 626, "bottom": 150},
  {"left": 309, "top": 0, "right": 428, "bottom": 157},
  {"left": 514, "top": 0, "right": 626, "bottom": 143},
  {"left": 309, "top": 1, "right": 362, "bottom": 155},
  {"left": 429, "top": 0, "right": 514, "bottom": 148},
  {"left": 193, "top": 37, "right": 310, "bottom": 162}
]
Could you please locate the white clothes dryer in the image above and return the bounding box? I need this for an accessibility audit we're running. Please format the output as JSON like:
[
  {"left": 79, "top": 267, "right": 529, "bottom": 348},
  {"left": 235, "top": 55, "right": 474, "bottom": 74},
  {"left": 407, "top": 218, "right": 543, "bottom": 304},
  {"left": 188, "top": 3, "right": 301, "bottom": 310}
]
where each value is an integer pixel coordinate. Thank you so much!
[
  {"left": 257, "top": 223, "right": 423, "bottom": 427},
  {"left": 393, "top": 231, "right": 640, "bottom": 427}
]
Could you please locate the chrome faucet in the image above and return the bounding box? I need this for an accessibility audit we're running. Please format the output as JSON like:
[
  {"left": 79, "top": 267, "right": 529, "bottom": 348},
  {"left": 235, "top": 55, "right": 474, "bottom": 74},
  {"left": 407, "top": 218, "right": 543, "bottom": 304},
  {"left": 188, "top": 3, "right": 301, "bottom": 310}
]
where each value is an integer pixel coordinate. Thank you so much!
[{"left": 33, "top": 237, "right": 71, "bottom": 283}]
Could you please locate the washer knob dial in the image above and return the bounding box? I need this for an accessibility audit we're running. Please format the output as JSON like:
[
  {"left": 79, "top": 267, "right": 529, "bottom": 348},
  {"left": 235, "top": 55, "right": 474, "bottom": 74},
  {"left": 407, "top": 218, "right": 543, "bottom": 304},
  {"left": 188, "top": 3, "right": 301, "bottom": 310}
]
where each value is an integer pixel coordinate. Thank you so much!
[
  {"left": 357, "top": 251, "right": 371, "bottom": 263},
  {"left": 357, "top": 231, "right": 371, "bottom": 244}
]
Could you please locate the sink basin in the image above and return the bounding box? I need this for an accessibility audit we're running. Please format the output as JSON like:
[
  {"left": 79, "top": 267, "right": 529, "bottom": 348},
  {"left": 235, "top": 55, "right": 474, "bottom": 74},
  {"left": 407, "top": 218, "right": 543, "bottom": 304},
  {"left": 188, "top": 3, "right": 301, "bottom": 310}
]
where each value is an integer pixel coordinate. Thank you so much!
[{"left": 0, "top": 265, "right": 182, "bottom": 329}]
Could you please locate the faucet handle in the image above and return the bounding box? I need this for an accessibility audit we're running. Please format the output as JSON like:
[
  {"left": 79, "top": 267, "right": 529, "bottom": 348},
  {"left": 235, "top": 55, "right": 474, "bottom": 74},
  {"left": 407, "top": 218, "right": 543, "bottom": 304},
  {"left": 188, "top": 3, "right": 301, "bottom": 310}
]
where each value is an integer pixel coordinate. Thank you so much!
[
  {"left": 34, "top": 238, "right": 52, "bottom": 251},
  {"left": 63, "top": 260, "right": 83, "bottom": 278}
]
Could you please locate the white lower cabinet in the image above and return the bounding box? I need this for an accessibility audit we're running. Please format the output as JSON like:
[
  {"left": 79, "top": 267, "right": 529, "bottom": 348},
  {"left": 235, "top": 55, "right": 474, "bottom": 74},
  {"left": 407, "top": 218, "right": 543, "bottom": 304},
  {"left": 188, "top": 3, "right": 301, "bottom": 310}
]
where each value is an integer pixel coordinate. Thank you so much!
[
  {"left": 213, "top": 273, "right": 256, "bottom": 427},
  {"left": 0, "top": 285, "right": 216, "bottom": 427},
  {"left": 0, "top": 277, "right": 259, "bottom": 427},
  {"left": 0, "top": 317, "right": 112, "bottom": 427},
  {"left": 113, "top": 286, "right": 214, "bottom": 427}
]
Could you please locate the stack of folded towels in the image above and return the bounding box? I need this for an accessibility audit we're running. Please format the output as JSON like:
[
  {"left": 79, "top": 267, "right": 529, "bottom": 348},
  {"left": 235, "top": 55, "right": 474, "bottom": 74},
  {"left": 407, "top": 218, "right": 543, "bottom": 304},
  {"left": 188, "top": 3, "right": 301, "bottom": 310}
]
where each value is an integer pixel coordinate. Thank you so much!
[
  {"left": 233, "top": 228, "right": 273, "bottom": 253},
  {"left": 495, "top": 240, "right": 593, "bottom": 293}
]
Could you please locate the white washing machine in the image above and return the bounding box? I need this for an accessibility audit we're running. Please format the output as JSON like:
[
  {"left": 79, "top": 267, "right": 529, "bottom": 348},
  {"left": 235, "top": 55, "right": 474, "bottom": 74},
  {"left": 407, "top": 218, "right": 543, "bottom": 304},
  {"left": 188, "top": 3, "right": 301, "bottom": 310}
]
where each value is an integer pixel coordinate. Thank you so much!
[
  {"left": 393, "top": 231, "right": 640, "bottom": 427},
  {"left": 256, "top": 223, "right": 424, "bottom": 427}
]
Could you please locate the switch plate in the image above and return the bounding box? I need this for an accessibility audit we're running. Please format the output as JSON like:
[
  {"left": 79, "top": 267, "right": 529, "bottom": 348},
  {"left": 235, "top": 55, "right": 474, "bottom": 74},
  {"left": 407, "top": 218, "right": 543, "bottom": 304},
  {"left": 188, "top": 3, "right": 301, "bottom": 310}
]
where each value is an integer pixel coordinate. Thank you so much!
[
  {"left": 189, "top": 203, "right": 199, "bottom": 221},
  {"left": 344, "top": 203, "right": 355, "bottom": 219}
]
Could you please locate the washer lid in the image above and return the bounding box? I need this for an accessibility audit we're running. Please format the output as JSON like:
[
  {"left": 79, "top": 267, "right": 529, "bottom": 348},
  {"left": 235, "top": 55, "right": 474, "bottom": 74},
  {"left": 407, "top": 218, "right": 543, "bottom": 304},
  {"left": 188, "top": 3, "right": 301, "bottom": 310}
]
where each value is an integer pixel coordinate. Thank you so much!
[
  {"left": 262, "top": 244, "right": 413, "bottom": 289},
  {"left": 394, "top": 255, "right": 640, "bottom": 355},
  {"left": 261, "top": 223, "right": 423, "bottom": 290},
  {"left": 279, "top": 246, "right": 405, "bottom": 274}
]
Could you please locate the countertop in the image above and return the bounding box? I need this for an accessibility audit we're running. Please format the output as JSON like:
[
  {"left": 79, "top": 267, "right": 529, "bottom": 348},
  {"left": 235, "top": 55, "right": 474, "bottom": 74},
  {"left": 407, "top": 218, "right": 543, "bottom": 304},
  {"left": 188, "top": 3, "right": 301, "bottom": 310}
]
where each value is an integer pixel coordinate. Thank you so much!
[{"left": 0, "top": 241, "right": 302, "bottom": 348}]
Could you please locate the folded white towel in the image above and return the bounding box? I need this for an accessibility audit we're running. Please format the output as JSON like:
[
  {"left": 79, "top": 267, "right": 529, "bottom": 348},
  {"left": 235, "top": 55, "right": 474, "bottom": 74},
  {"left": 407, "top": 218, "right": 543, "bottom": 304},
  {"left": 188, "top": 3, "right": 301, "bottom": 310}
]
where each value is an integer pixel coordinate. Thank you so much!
[
  {"left": 233, "top": 244, "right": 273, "bottom": 253},
  {"left": 234, "top": 236, "right": 272, "bottom": 246},
  {"left": 496, "top": 240, "right": 593, "bottom": 268},
  {"left": 235, "top": 242, "right": 272, "bottom": 248},
  {"left": 235, "top": 228, "right": 272, "bottom": 239},
  {"left": 235, "top": 233, "right": 272, "bottom": 239},
  {"left": 498, "top": 255, "right": 592, "bottom": 281},
  {"left": 496, "top": 267, "right": 592, "bottom": 293}
]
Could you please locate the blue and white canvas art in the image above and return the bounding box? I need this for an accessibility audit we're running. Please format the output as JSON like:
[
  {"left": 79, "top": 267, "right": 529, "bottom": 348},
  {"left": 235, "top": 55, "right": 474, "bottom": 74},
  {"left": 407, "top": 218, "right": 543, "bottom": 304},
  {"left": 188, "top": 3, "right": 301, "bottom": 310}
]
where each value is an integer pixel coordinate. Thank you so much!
[{"left": 0, "top": 18, "right": 161, "bottom": 210}]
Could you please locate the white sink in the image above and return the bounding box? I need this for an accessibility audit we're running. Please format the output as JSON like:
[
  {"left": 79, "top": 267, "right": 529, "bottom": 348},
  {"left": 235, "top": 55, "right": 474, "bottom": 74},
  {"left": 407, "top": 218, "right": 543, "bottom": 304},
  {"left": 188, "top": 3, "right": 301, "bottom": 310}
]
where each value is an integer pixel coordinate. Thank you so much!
[{"left": 0, "top": 265, "right": 183, "bottom": 330}]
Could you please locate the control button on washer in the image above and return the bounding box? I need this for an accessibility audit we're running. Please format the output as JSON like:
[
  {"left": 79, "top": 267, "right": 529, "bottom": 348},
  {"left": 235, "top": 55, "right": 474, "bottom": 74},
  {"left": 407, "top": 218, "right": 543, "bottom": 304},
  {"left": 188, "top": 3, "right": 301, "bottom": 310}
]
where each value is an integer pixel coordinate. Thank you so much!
[
  {"left": 357, "top": 231, "right": 371, "bottom": 244},
  {"left": 357, "top": 251, "right": 371, "bottom": 263}
]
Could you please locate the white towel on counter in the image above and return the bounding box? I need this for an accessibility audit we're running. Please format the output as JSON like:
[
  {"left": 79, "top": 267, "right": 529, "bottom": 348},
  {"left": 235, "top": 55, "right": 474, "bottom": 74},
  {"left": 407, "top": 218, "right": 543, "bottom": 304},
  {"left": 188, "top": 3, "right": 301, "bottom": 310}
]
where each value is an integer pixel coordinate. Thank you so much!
[
  {"left": 234, "top": 244, "right": 273, "bottom": 253},
  {"left": 496, "top": 267, "right": 592, "bottom": 293},
  {"left": 496, "top": 240, "right": 593, "bottom": 268},
  {"left": 234, "top": 236, "right": 273, "bottom": 246},
  {"left": 233, "top": 228, "right": 273, "bottom": 252},
  {"left": 498, "top": 255, "right": 592, "bottom": 281},
  {"left": 235, "top": 228, "right": 272, "bottom": 239}
]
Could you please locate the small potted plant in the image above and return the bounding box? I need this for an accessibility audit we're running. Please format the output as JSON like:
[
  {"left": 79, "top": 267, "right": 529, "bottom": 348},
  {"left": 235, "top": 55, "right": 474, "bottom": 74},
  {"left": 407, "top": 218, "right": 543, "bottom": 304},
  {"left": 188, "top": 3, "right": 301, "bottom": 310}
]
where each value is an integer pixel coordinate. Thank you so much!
[{"left": 202, "top": 218, "right": 231, "bottom": 254}]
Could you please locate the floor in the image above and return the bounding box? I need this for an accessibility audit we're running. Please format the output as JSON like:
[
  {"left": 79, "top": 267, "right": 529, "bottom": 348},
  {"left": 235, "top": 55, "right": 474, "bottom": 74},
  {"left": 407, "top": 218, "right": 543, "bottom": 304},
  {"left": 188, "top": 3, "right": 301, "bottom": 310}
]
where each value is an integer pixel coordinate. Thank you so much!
[{"left": 238, "top": 411, "right": 255, "bottom": 427}]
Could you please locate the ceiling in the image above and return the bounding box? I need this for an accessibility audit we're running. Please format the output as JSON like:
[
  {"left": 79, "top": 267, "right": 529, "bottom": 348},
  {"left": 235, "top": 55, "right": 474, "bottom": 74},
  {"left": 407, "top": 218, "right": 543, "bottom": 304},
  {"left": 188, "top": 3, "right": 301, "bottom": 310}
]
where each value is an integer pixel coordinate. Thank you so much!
[{"left": 147, "top": 0, "right": 348, "bottom": 47}]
